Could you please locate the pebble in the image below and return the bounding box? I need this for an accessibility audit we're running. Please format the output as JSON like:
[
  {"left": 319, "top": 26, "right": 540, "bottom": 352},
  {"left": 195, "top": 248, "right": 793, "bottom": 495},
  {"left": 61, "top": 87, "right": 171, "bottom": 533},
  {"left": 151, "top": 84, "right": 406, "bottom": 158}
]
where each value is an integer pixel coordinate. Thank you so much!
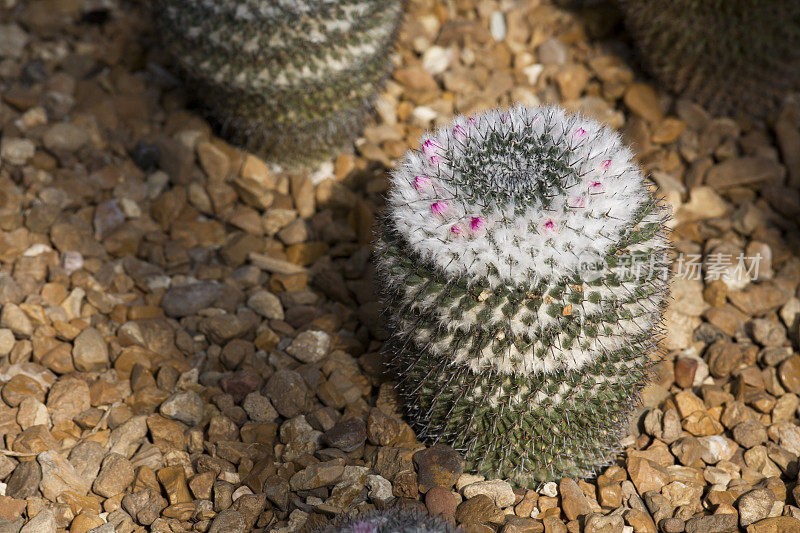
[
  {"left": 92, "top": 453, "right": 135, "bottom": 498},
  {"left": 286, "top": 330, "right": 330, "bottom": 363},
  {"left": 0, "top": 138, "right": 35, "bottom": 165},
  {"left": 241, "top": 392, "right": 278, "bottom": 423},
  {"left": 738, "top": 489, "right": 774, "bottom": 528},
  {"left": 161, "top": 282, "right": 221, "bottom": 318},
  {"left": 413, "top": 444, "right": 465, "bottom": 492},
  {"left": 19, "top": 509, "right": 55, "bottom": 533},
  {"left": 42, "top": 123, "right": 89, "bottom": 152},
  {"left": 246, "top": 290, "right": 284, "bottom": 320},
  {"left": 72, "top": 327, "right": 109, "bottom": 372},
  {"left": 426, "top": 485, "right": 458, "bottom": 519},
  {"left": 558, "top": 478, "right": 592, "bottom": 520},
  {"left": 159, "top": 391, "right": 204, "bottom": 426},
  {"left": 207, "top": 509, "right": 245, "bottom": 533},
  {"left": 538, "top": 38, "right": 566, "bottom": 65},
  {"left": 489, "top": 11, "right": 506, "bottom": 42},
  {"left": 38, "top": 450, "right": 90, "bottom": 500},
  {"left": 323, "top": 417, "right": 366, "bottom": 452},
  {"left": 462, "top": 479, "right": 516, "bottom": 509},
  {"left": 455, "top": 494, "right": 503, "bottom": 525},
  {"left": 0, "top": 24, "right": 29, "bottom": 57}
]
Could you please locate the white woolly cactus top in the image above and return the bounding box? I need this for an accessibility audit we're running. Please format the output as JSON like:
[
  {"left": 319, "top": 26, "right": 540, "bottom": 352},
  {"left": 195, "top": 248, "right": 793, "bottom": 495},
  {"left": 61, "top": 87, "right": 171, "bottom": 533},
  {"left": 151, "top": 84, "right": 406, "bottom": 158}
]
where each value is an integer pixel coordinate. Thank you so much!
[{"left": 388, "top": 105, "right": 648, "bottom": 287}]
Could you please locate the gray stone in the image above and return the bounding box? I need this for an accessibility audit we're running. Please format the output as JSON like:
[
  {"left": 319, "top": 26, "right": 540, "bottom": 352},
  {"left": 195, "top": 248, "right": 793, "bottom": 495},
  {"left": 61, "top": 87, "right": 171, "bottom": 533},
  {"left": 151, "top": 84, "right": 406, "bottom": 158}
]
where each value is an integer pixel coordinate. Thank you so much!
[
  {"left": 6, "top": 461, "right": 41, "bottom": 499},
  {"left": 159, "top": 390, "right": 204, "bottom": 426},
  {"left": 738, "top": 488, "right": 774, "bottom": 528},
  {"left": 265, "top": 370, "right": 312, "bottom": 418},
  {"left": 68, "top": 441, "right": 105, "bottom": 482},
  {"left": 208, "top": 509, "right": 245, "bottom": 533},
  {"left": 684, "top": 513, "right": 738, "bottom": 533},
  {"left": 246, "top": 290, "right": 284, "bottom": 320},
  {"left": 93, "top": 453, "right": 135, "bottom": 498},
  {"left": 0, "top": 24, "right": 29, "bottom": 58},
  {"left": 286, "top": 330, "right": 330, "bottom": 363},
  {"left": 19, "top": 509, "right": 55, "bottom": 533},
  {"left": 242, "top": 392, "right": 278, "bottom": 423},
  {"left": 161, "top": 282, "right": 221, "bottom": 318},
  {"left": 42, "top": 123, "right": 89, "bottom": 153}
]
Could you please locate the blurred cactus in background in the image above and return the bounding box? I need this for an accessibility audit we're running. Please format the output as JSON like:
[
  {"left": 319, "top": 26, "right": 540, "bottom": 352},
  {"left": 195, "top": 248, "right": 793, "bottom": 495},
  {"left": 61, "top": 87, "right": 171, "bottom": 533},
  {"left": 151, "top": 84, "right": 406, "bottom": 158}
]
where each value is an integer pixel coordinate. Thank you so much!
[
  {"left": 153, "top": 0, "right": 404, "bottom": 166},
  {"left": 620, "top": 0, "right": 800, "bottom": 119},
  {"left": 318, "top": 507, "right": 462, "bottom": 533}
]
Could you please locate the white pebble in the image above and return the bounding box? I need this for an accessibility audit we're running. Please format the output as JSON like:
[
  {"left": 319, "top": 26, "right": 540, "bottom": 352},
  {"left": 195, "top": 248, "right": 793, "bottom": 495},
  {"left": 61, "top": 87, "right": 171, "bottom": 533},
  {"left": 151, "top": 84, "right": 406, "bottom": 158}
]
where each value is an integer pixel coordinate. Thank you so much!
[
  {"left": 422, "top": 45, "right": 454, "bottom": 75},
  {"left": 523, "top": 64, "right": 544, "bottom": 85},
  {"left": 62, "top": 250, "right": 84, "bottom": 275},
  {"left": 541, "top": 481, "right": 557, "bottom": 497},
  {"left": 367, "top": 474, "right": 394, "bottom": 504},
  {"left": 490, "top": 11, "right": 507, "bottom": 42}
]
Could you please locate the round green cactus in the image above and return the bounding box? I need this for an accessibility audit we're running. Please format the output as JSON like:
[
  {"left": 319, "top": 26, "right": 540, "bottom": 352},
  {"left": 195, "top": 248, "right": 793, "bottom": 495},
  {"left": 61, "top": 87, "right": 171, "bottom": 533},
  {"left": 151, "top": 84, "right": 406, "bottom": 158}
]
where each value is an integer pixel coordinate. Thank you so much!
[
  {"left": 620, "top": 0, "right": 800, "bottom": 119},
  {"left": 153, "top": 0, "right": 404, "bottom": 166},
  {"left": 376, "top": 105, "right": 671, "bottom": 486}
]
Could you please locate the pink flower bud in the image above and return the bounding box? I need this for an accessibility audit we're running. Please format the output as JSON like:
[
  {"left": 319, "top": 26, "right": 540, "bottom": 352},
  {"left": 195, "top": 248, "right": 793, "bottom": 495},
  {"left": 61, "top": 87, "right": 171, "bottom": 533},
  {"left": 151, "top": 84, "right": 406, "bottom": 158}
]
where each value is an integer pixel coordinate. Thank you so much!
[
  {"left": 450, "top": 224, "right": 463, "bottom": 236},
  {"left": 414, "top": 175, "right": 432, "bottom": 190},
  {"left": 590, "top": 180, "right": 605, "bottom": 193},
  {"left": 568, "top": 196, "right": 586, "bottom": 208},
  {"left": 453, "top": 125, "right": 467, "bottom": 140},
  {"left": 422, "top": 139, "right": 443, "bottom": 158},
  {"left": 470, "top": 216, "right": 485, "bottom": 231},
  {"left": 601, "top": 159, "right": 611, "bottom": 170},
  {"left": 431, "top": 201, "right": 449, "bottom": 216},
  {"left": 467, "top": 116, "right": 477, "bottom": 127},
  {"left": 543, "top": 219, "right": 556, "bottom": 231},
  {"left": 574, "top": 127, "right": 586, "bottom": 138}
]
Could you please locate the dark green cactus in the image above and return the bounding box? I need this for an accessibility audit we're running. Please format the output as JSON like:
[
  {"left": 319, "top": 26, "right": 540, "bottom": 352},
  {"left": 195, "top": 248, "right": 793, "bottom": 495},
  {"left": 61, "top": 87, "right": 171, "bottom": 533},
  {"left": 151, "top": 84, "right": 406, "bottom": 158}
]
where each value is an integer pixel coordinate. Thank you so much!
[
  {"left": 376, "top": 105, "right": 671, "bottom": 486},
  {"left": 153, "top": 0, "right": 404, "bottom": 166},
  {"left": 620, "top": 0, "right": 800, "bottom": 119}
]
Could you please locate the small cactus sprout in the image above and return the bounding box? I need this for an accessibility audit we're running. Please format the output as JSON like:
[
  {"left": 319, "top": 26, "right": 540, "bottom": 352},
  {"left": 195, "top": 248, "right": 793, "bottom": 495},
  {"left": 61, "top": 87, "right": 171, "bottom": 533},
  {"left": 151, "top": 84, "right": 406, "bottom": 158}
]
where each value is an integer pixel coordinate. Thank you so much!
[
  {"left": 620, "top": 0, "right": 800, "bottom": 119},
  {"left": 318, "top": 507, "right": 462, "bottom": 533},
  {"left": 153, "top": 0, "right": 404, "bottom": 166},
  {"left": 376, "top": 105, "right": 671, "bottom": 486}
]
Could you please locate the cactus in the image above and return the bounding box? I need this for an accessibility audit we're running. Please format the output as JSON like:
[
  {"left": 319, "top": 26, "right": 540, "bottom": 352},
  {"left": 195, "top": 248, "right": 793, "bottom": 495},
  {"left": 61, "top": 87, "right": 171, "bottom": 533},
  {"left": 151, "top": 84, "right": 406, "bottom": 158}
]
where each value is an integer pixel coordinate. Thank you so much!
[
  {"left": 153, "top": 0, "right": 404, "bottom": 166},
  {"left": 376, "top": 105, "right": 671, "bottom": 486},
  {"left": 319, "top": 507, "right": 461, "bottom": 533},
  {"left": 619, "top": 0, "right": 800, "bottom": 119}
]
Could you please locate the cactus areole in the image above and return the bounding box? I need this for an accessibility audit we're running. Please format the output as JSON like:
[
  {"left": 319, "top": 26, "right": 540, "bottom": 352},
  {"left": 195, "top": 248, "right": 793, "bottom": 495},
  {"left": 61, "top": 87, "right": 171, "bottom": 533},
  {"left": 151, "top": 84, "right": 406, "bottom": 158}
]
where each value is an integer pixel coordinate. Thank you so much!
[{"left": 377, "top": 105, "right": 671, "bottom": 486}]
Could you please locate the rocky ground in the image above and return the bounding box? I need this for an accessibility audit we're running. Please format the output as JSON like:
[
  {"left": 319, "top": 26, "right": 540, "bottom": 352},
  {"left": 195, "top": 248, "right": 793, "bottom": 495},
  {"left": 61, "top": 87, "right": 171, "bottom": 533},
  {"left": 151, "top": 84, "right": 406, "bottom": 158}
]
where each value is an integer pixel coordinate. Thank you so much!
[{"left": 0, "top": 0, "right": 799, "bottom": 532}]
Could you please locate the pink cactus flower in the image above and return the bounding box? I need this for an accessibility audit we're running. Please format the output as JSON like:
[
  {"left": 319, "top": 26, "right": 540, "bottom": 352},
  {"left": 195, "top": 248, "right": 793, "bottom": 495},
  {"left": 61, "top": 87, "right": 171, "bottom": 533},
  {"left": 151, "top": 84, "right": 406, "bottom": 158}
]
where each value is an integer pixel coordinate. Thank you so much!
[
  {"left": 450, "top": 224, "right": 463, "bottom": 236},
  {"left": 574, "top": 127, "right": 586, "bottom": 138},
  {"left": 470, "top": 216, "right": 485, "bottom": 231},
  {"left": 601, "top": 159, "right": 611, "bottom": 170},
  {"left": 453, "top": 125, "right": 467, "bottom": 140},
  {"left": 543, "top": 219, "right": 556, "bottom": 231},
  {"left": 414, "top": 175, "right": 432, "bottom": 190},
  {"left": 431, "top": 201, "right": 449, "bottom": 216}
]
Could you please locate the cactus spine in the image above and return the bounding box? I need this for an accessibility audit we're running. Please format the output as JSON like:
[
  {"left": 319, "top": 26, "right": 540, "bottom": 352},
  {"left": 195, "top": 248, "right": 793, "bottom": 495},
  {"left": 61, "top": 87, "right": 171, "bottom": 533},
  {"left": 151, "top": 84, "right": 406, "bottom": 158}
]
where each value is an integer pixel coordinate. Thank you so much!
[
  {"left": 620, "top": 0, "right": 800, "bottom": 119},
  {"left": 376, "top": 105, "right": 671, "bottom": 486},
  {"left": 153, "top": 0, "right": 403, "bottom": 166}
]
